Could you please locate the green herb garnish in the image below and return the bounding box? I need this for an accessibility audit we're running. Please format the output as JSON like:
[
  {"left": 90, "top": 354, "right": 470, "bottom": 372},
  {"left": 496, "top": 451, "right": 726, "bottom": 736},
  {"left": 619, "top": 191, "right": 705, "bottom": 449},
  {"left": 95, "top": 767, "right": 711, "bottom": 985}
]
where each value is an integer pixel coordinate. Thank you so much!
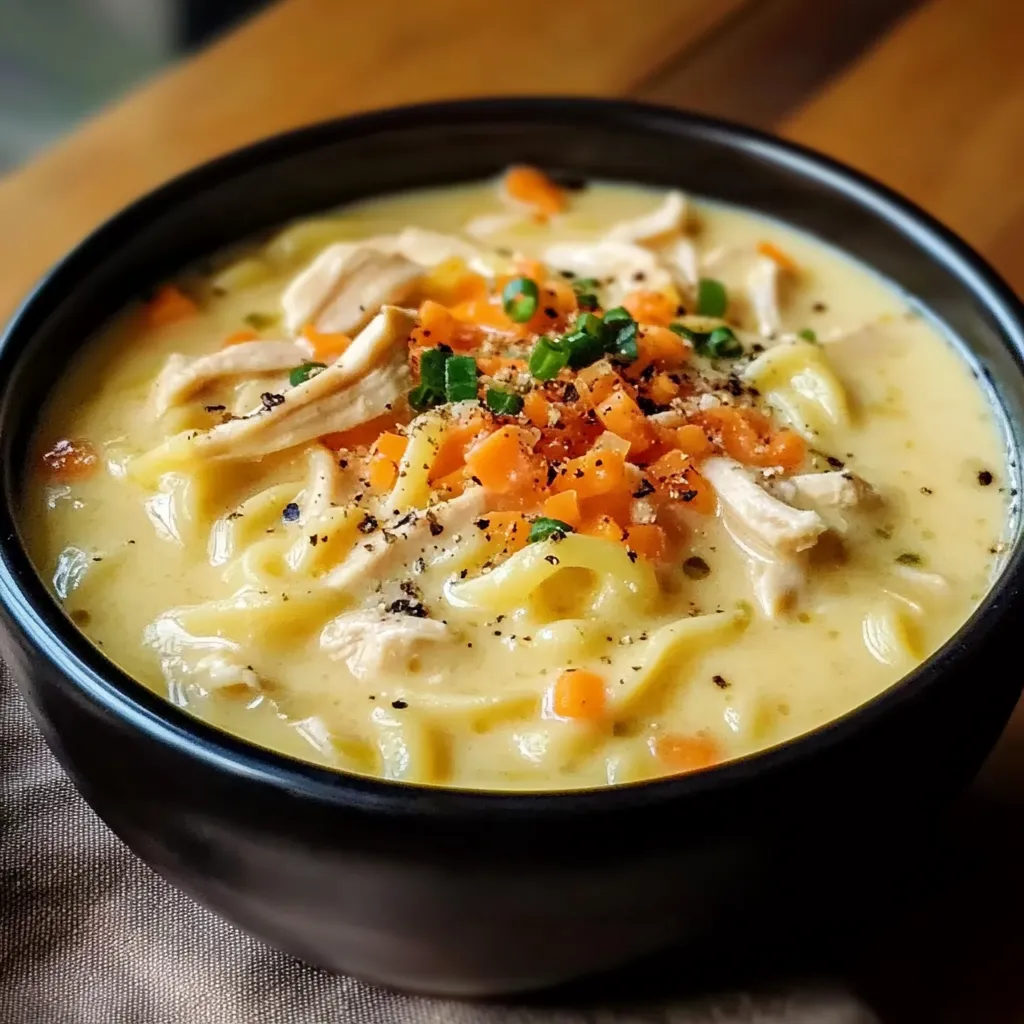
[
  {"left": 798, "top": 328, "right": 818, "bottom": 342},
  {"left": 529, "top": 336, "right": 569, "bottom": 380},
  {"left": 409, "top": 347, "right": 451, "bottom": 410},
  {"left": 528, "top": 517, "right": 574, "bottom": 543},
  {"left": 704, "top": 326, "right": 744, "bottom": 359},
  {"left": 502, "top": 277, "right": 540, "bottom": 323},
  {"left": 444, "top": 355, "right": 478, "bottom": 402},
  {"left": 289, "top": 362, "right": 327, "bottom": 386},
  {"left": 601, "top": 306, "right": 639, "bottom": 364},
  {"left": 485, "top": 388, "right": 524, "bottom": 415},
  {"left": 571, "top": 277, "right": 601, "bottom": 311},
  {"left": 696, "top": 278, "right": 728, "bottom": 317},
  {"left": 895, "top": 552, "right": 922, "bottom": 566}
]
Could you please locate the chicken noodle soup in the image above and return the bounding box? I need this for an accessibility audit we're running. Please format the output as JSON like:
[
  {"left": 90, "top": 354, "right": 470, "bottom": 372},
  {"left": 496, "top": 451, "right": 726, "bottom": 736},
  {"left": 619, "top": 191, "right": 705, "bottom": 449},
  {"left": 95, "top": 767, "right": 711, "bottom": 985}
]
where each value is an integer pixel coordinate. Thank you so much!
[{"left": 24, "top": 168, "right": 1008, "bottom": 789}]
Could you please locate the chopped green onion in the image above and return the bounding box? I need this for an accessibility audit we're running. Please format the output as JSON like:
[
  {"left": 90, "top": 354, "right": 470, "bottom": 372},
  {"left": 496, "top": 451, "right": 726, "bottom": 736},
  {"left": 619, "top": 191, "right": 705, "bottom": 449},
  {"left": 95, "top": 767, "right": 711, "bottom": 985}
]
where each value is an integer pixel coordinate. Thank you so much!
[
  {"left": 575, "top": 312, "right": 604, "bottom": 337},
  {"left": 600, "top": 308, "right": 638, "bottom": 364},
  {"left": 502, "top": 277, "right": 540, "bottom": 323},
  {"left": 669, "top": 322, "right": 698, "bottom": 341},
  {"left": 565, "top": 325, "right": 602, "bottom": 370},
  {"left": 528, "top": 517, "right": 574, "bottom": 543},
  {"left": 797, "top": 328, "right": 818, "bottom": 342},
  {"left": 444, "top": 355, "right": 478, "bottom": 402},
  {"left": 485, "top": 387, "right": 524, "bottom": 415},
  {"left": 289, "top": 361, "right": 327, "bottom": 386},
  {"left": 705, "top": 327, "right": 743, "bottom": 359},
  {"left": 529, "top": 336, "right": 569, "bottom": 380},
  {"left": 602, "top": 305, "right": 633, "bottom": 327},
  {"left": 696, "top": 278, "right": 728, "bottom": 317},
  {"left": 409, "top": 347, "right": 451, "bottom": 410}
]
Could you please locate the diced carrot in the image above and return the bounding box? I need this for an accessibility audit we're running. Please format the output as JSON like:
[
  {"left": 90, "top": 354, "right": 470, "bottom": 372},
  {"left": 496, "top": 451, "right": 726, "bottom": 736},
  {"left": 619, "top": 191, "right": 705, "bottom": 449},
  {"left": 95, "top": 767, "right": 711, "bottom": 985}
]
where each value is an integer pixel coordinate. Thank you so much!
[
  {"left": 145, "top": 285, "right": 197, "bottom": 328},
  {"left": 428, "top": 415, "right": 489, "bottom": 482},
  {"left": 372, "top": 431, "right": 408, "bottom": 464},
  {"left": 653, "top": 732, "right": 721, "bottom": 773},
  {"left": 649, "top": 449, "right": 717, "bottom": 515},
  {"left": 502, "top": 165, "right": 566, "bottom": 217},
  {"left": 648, "top": 372, "right": 680, "bottom": 405},
  {"left": 419, "top": 258, "right": 490, "bottom": 306},
  {"left": 578, "top": 514, "right": 626, "bottom": 543},
  {"left": 595, "top": 390, "right": 652, "bottom": 454},
  {"left": 693, "top": 406, "right": 806, "bottom": 470},
  {"left": 320, "top": 411, "right": 405, "bottom": 450},
  {"left": 433, "top": 467, "right": 467, "bottom": 498},
  {"left": 410, "top": 299, "right": 484, "bottom": 352},
  {"left": 576, "top": 361, "right": 626, "bottom": 406},
  {"left": 522, "top": 389, "right": 550, "bottom": 428},
  {"left": 633, "top": 325, "right": 691, "bottom": 374},
  {"left": 622, "top": 289, "right": 677, "bottom": 327},
  {"left": 551, "top": 669, "right": 607, "bottom": 721},
  {"left": 449, "top": 294, "right": 517, "bottom": 335},
  {"left": 757, "top": 241, "right": 799, "bottom": 274},
  {"left": 368, "top": 452, "right": 399, "bottom": 492},
  {"left": 527, "top": 277, "right": 577, "bottom": 333},
  {"left": 484, "top": 511, "right": 532, "bottom": 555},
  {"left": 222, "top": 328, "right": 259, "bottom": 347},
  {"left": 660, "top": 423, "right": 713, "bottom": 458},
  {"left": 465, "top": 426, "right": 547, "bottom": 496},
  {"left": 41, "top": 438, "right": 99, "bottom": 481},
  {"left": 302, "top": 323, "right": 351, "bottom": 362},
  {"left": 622, "top": 523, "right": 667, "bottom": 562},
  {"left": 477, "top": 356, "right": 528, "bottom": 376},
  {"left": 541, "top": 489, "right": 582, "bottom": 528},
  {"left": 514, "top": 257, "right": 548, "bottom": 282},
  {"left": 553, "top": 449, "right": 625, "bottom": 499}
]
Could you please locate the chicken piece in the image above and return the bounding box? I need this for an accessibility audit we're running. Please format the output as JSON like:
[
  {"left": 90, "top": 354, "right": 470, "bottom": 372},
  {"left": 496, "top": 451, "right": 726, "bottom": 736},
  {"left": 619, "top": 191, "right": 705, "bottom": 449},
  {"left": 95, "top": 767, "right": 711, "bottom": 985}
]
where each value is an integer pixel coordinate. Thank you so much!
[
  {"left": 749, "top": 557, "right": 805, "bottom": 619},
  {"left": 152, "top": 341, "right": 307, "bottom": 415},
  {"left": 281, "top": 244, "right": 421, "bottom": 336},
  {"left": 191, "top": 652, "right": 262, "bottom": 693},
  {"left": 541, "top": 240, "right": 674, "bottom": 306},
  {"left": 773, "top": 471, "right": 880, "bottom": 512},
  {"left": 604, "top": 191, "right": 687, "bottom": 246},
  {"left": 325, "top": 489, "right": 488, "bottom": 591},
  {"left": 660, "top": 236, "right": 700, "bottom": 289},
  {"left": 390, "top": 227, "right": 493, "bottom": 275},
  {"left": 320, "top": 608, "right": 450, "bottom": 680},
  {"left": 702, "top": 457, "right": 826, "bottom": 556},
  {"left": 134, "top": 308, "right": 414, "bottom": 478},
  {"left": 746, "top": 255, "right": 782, "bottom": 337}
]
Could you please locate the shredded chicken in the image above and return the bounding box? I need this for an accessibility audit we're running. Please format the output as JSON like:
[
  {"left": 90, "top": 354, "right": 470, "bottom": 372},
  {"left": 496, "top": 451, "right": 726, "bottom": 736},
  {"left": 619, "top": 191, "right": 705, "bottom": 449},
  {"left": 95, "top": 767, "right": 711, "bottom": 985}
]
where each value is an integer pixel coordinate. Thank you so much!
[
  {"left": 604, "top": 191, "right": 687, "bottom": 246},
  {"left": 191, "top": 652, "right": 261, "bottom": 693},
  {"left": 281, "top": 244, "right": 421, "bottom": 336},
  {"left": 749, "top": 558, "right": 806, "bottom": 619},
  {"left": 325, "top": 489, "right": 488, "bottom": 591},
  {"left": 152, "top": 341, "right": 307, "bottom": 415},
  {"left": 153, "top": 306, "right": 414, "bottom": 464},
  {"left": 702, "top": 457, "right": 826, "bottom": 556},
  {"left": 661, "top": 236, "right": 700, "bottom": 289},
  {"left": 746, "top": 255, "right": 782, "bottom": 337},
  {"left": 772, "top": 471, "right": 879, "bottom": 512},
  {"left": 541, "top": 240, "right": 674, "bottom": 305},
  {"left": 320, "top": 608, "right": 450, "bottom": 680}
]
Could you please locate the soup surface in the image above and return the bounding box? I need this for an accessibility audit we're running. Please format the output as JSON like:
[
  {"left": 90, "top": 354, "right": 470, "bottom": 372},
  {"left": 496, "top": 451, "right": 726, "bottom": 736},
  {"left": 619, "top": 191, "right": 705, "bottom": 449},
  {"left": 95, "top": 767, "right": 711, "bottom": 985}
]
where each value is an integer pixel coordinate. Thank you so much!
[{"left": 23, "top": 170, "right": 1008, "bottom": 790}]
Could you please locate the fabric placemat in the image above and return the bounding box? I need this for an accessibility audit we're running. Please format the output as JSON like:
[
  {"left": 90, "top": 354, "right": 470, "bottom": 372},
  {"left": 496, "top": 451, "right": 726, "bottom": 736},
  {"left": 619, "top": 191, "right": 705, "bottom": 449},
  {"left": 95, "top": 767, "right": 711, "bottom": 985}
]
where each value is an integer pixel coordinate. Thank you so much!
[{"left": 0, "top": 663, "right": 878, "bottom": 1024}]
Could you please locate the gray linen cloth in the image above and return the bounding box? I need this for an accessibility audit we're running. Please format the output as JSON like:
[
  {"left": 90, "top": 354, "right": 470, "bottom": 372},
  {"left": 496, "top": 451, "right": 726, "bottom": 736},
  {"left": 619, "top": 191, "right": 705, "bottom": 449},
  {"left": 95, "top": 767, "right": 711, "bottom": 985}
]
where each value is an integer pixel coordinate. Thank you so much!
[{"left": 0, "top": 664, "right": 877, "bottom": 1024}]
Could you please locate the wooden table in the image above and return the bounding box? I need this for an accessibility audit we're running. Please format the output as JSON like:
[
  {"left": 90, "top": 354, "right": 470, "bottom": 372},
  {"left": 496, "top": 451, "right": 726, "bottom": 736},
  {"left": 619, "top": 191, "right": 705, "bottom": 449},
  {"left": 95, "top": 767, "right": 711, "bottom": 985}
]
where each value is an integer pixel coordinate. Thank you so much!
[{"left": 3, "top": 0, "right": 1023, "bottom": 1018}]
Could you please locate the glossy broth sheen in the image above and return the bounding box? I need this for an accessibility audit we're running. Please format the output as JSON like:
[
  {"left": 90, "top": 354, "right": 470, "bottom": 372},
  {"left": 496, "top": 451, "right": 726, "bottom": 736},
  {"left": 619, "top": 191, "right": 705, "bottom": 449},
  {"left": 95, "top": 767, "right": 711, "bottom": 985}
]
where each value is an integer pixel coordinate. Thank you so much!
[{"left": 23, "top": 179, "right": 1008, "bottom": 790}]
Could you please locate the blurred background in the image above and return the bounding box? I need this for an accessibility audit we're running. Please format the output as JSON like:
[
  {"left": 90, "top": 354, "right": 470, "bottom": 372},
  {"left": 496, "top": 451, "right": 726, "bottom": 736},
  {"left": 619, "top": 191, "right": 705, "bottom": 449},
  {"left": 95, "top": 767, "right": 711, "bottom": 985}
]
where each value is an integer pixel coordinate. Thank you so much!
[{"left": 0, "top": 0, "right": 269, "bottom": 170}]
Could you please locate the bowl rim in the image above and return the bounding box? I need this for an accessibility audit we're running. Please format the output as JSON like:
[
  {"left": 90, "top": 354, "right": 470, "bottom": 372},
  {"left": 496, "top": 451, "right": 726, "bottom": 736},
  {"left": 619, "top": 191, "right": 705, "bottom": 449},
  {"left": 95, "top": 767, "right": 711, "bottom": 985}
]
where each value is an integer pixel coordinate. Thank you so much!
[{"left": 2, "top": 95, "right": 1023, "bottom": 820}]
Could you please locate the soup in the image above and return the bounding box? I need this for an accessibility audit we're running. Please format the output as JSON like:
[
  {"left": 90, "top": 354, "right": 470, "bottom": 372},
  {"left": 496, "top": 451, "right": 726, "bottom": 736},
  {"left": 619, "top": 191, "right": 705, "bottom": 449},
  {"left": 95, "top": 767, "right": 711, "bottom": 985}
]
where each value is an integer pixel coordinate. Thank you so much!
[{"left": 23, "top": 168, "right": 1008, "bottom": 790}]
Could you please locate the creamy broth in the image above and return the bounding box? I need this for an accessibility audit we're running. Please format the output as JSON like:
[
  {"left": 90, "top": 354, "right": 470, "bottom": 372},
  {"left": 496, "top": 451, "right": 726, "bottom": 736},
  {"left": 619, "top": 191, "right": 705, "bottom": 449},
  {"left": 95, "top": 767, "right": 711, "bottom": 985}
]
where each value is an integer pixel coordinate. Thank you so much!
[{"left": 23, "top": 173, "right": 1008, "bottom": 789}]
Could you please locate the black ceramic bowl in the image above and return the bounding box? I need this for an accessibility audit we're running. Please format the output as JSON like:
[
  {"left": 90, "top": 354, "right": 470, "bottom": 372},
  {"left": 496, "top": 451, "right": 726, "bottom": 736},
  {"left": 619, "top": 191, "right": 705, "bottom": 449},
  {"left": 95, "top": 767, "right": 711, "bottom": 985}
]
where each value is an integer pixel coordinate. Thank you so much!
[{"left": 2, "top": 99, "right": 1023, "bottom": 998}]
